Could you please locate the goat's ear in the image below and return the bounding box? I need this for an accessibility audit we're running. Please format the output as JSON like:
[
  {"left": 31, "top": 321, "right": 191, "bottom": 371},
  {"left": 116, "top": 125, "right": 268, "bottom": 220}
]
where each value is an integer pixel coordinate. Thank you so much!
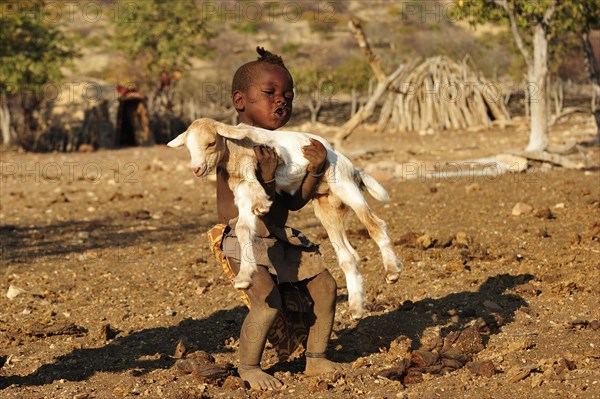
[
  {"left": 214, "top": 123, "right": 251, "bottom": 140},
  {"left": 167, "top": 132, "right": 186, "bottom": 148}
]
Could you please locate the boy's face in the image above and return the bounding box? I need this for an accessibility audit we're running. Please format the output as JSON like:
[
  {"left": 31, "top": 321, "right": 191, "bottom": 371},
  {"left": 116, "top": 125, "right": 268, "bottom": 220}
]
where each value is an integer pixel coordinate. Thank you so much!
[{"left": 233, "top": 64, "right": 294, "bottom": 130}]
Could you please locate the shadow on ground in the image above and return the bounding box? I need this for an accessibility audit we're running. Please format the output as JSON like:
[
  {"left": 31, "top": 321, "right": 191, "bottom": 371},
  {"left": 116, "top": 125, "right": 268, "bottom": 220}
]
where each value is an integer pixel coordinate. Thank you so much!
[{"left": 1, "top": 273, "right": 532, "bottom": 388}]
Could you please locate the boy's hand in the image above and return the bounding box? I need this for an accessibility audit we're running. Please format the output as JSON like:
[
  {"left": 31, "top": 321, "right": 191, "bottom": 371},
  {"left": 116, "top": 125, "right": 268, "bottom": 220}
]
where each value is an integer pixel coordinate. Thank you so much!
[
  {"left": 254, "top": 145, "right": 278, "bottom": 182},
  {"left": 302, "top": 138, "right": 327, "bottom": 174}
]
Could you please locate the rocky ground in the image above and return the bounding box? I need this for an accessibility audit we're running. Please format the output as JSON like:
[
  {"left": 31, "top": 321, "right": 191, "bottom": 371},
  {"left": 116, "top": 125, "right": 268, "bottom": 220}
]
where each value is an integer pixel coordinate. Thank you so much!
[{"left": 1, "top": 115, "right": 599, "bottom": 399}]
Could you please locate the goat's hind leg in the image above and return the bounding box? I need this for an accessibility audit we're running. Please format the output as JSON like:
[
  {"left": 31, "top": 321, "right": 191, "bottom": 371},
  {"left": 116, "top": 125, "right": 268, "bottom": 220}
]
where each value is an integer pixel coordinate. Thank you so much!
[
  {"left": 313, "top": 195, "right": 365, "bottom": 319},
  {"left": 336, "top": 184, "right": 402, "bottom": 284},
  {"left": 231, "top": 181, "right": 261, "bottom": 289}
]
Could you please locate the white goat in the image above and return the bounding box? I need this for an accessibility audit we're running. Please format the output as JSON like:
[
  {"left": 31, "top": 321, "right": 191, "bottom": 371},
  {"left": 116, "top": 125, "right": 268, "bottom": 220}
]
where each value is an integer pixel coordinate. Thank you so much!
[{"left": 168, "top": 118, "right": 402, "bottom": 318}]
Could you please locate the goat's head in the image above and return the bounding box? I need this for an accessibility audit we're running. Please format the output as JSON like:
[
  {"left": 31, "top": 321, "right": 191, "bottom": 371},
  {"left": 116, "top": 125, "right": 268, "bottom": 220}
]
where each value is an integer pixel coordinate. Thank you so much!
[{"left": 168, "top": 118, "right": 249, "bottom": 177}]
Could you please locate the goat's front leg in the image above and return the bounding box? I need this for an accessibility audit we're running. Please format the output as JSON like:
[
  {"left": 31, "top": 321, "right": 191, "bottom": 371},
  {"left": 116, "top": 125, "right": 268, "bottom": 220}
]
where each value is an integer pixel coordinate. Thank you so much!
[
  {"left": 241, "top": 157, "right": 272, "bottom": 215},
  {"left": 231, "top": 180, "right": 261, "bottom": 289}
]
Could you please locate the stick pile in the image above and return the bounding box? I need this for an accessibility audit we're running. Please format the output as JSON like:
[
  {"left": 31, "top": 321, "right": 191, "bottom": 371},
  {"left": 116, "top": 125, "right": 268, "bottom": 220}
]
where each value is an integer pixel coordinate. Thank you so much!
[{"left": 378, "top": 56, "right": 509, "bottom": 133}]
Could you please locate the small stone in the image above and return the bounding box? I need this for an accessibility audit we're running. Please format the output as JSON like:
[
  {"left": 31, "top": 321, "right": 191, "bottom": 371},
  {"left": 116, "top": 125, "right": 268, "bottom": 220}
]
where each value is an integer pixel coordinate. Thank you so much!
[
  {"left": 394, "top": 232, "right": 421, "bottom": 247},
  {"left": 466, "top": 360, "right": 495, "bottom": 377},
  {"left": 483, "top": 300, "right": 503, "bottom": 312},
  {"left": 99, "top": 324, "right": 117, "bottom": 341},
  {"left": 512, "top": 202, "right": 533, "bottom": 216},
  {"left": 6, "top": 285, "right": 27, "bottom": 300},
  {"left": 221, "top": 375, "right": 244, "bottom": 390},
  {"left": 136, "top": 210, "right": 152, "bottom": 220},
  {"left": 307, "top": 377, "right": 330, "bottom": 392},
  {"left": 454, "top": 232, "right": 471, "bottom": 245},
  {"left": 508, "top": 369, "right": 530, "bottom": 383},
  {"left": 445, "top": 261, "right": 466, "bottom": 274},
  {"left": 465, "top": 183, "right": 480, "bottom": 193},
  {"left": 173, "top": 339, "right": 187, "bottom": 358},
  {"left": 113, "top": 387, "right": 129, "bottom": 397},
  {"left": 416, "top": 234, "right": 436, "bottom": 250},
  {"left": 535, "top": 206, "right": 555, "bottom": 219}
]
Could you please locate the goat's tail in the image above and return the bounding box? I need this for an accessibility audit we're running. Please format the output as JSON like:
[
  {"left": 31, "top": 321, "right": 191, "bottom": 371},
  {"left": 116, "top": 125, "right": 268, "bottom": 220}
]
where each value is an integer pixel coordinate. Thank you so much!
[{"left": 358, "top": 170, "right": 390, "bottom": 202}]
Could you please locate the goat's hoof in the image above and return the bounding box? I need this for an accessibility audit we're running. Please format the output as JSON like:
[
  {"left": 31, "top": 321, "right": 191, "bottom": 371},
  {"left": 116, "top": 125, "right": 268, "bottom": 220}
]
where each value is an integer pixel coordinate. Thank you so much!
[
  {"left": 351, "top": 309, "right": 365, "bottom": 320},
  {"left": 385, "top": 272, "right": 400, "bottom": 284},
  {"left": 252, "top": 202, "right": 272, "bottom": 216},
  {"left": 233, "top": 278, "right": 251, "bottom": 290}
]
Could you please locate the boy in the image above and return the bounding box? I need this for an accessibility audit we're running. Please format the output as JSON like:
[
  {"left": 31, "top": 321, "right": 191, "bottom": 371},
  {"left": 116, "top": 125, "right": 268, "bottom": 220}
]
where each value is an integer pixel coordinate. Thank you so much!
[{"left": 213, "top": 47, "right": 342, "bottom": 390}]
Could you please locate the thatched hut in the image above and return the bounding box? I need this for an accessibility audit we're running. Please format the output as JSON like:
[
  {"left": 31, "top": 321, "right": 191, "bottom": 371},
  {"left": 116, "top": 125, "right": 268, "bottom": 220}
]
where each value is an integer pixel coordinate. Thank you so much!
[{"left": 377, "top": 56, "right": 510, "bottom": 133}]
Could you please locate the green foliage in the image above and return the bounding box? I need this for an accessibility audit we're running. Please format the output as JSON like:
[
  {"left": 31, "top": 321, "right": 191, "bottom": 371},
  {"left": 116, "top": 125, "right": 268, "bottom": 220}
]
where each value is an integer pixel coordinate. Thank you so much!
[
  {"left": 292, "top": 66, "right": 330, "bottom": 90},
  {"left": 453, "top": 0, "right": 599, "bottom": 41},
  {"left": 452, "top": 0, "right": 600, "bottom": 78},
  {"left": 292, "top": 66, "right": 334, "bottom": 102},
  {"left": 281, "top": 43, "right": 301, "bottom": 57},
  {"left": 0, "top": 0, "right": 79, "bottom": 94},
  {"left": 300, "top": 2, "right": 344, "bottom": 37},
  {"left": 333, "top": 58, "right": 372, "bottom": 93},
  {"left": 230, "top": 21, "right": 260, "bottom": 35},
  {"left": 113, "top": 0, "right": 215, "bottom": 81}
]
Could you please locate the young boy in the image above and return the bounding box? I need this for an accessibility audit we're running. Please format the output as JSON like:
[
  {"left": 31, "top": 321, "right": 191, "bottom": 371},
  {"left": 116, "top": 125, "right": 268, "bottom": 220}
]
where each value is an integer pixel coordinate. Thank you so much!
[{"left": 215, "top": 47, "right": 342, "bottom": 390}]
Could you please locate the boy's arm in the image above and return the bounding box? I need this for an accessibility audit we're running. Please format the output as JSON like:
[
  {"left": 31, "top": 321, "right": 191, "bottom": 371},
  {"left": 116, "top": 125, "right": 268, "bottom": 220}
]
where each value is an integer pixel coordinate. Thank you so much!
[
  {"left": 281, "top": 138, "right": 327, "bottom": 211},
  {"left": 254, "top": 145, "right": 279, "bottom": 197}
]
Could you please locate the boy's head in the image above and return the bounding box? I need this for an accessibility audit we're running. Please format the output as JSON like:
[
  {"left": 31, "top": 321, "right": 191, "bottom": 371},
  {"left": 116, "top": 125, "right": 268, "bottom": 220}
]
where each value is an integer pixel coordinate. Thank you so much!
[{"left": 232, "top": 47, "right": 294, "bottom": 130}]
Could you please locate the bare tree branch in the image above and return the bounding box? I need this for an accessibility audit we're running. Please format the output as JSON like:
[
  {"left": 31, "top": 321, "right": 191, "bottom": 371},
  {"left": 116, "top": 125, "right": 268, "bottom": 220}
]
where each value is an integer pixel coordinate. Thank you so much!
[
  {"left": 348, "top": 17, "right": 387, "bottom": 84},
  {"left": 493, "top": 0, "right": 531, "bottom": 66},
  {"left": 542, "top": 0, "right": 557, "bottom": 27}
]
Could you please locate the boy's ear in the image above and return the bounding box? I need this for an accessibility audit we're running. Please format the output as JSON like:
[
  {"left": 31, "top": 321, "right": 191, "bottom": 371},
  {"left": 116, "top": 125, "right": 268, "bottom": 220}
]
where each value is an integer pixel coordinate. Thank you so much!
[{"left": 232, "top": 90, "right": 245, "bottom": 112}]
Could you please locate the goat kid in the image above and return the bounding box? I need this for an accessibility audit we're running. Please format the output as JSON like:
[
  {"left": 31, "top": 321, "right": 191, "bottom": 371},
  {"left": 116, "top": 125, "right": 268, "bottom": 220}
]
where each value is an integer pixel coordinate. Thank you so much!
[{"left": 168, "top": 118, "right": 402, "bottom": 318}]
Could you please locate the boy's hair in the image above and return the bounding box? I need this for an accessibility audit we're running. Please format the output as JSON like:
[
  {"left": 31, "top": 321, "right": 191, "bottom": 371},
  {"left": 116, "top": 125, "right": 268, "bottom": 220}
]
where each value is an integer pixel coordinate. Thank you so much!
[{"left": 231, "top": 47, "right": 291, "bottom": 92}]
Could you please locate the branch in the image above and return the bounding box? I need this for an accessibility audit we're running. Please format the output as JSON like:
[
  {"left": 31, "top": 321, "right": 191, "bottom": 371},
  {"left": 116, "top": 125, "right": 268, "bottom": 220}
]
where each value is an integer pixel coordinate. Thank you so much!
[
  {"left": 542, "top": 0, "right": 557, "bottom": 27},
  {"left": 332, "top": 62, "right": 414, "bottom": 148},
  {"left": 348, "top": 17, "right": 387, "bottom": 84},
  {"left": 493, "top": 0, "right": 531, "bottom": 66},
  {"left": 583, "top": 30, "right": 600, "bottom": 86}
]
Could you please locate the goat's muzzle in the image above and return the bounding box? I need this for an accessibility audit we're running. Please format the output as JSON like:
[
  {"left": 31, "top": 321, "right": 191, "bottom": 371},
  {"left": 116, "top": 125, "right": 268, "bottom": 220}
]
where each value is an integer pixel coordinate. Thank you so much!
[{"left": 192, "top": 164, "right": 208, "bottom": 177}]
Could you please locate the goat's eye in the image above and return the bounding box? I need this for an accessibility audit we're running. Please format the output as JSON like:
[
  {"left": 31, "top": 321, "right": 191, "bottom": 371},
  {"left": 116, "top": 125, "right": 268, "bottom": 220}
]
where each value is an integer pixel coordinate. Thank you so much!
[{"left": 207, "top": 141, "right": 216, "bottom": 148}]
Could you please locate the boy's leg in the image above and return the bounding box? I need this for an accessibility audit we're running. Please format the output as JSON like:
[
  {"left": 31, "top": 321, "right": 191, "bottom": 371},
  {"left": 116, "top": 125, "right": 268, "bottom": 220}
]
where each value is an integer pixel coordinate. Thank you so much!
[
  {"left": 304, "top": 270, "right": 343, "bottom": 375},
  {"left": 235, "top": 263, "right": 283, "bottom": 390}
]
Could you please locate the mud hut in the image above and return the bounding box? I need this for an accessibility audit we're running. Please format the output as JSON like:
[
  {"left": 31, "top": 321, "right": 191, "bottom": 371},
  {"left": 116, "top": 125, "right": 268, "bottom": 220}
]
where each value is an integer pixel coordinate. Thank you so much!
[
  {"left": 377, "top": 56, "right": 510, "bottom": 133},
  {"left": 46, "top": 78, "right": 153, "bottom": 151}
]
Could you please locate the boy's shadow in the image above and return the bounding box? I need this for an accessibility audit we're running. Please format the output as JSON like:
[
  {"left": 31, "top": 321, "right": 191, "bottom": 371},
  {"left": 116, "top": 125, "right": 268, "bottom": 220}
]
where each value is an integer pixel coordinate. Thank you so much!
[
  {"left": 2, "top": 273, "right": 532, "bottom": 388},
  {"left": 0, "top": 307, "right": 246, "bottom": 389},
  {"left": 331, "top": 273, "right": 534, "bottom": 362}
]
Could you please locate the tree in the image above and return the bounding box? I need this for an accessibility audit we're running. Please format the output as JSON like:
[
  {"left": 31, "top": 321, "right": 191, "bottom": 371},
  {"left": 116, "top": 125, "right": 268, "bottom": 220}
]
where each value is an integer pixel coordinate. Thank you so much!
[
  {"left": 113, "top": 0, "right": 215, "bottom": 86},
  {"left": 0, "top": 0, "right": 78, "bottom": 146},
  {"left": 292, "top": 67, "right": 334, "bottom": 126},
  {"left": 453, "top": 0, "right": 559, "bottom": 152},
  {"left": 334, "top": 57, "right": 372, "bottom": 117},
  {"left": 558, "top": 1, "right": 600, "bottom": 143}
]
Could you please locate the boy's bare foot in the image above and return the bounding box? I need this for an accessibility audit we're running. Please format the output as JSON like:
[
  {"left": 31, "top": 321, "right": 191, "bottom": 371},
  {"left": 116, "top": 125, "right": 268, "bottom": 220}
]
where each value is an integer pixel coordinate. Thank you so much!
[
  {"left": 304, "top": 357, "right": 344, "bottom": 377},
  {"left": 238, "top": 366, "right": 282, "bottom": 390}
]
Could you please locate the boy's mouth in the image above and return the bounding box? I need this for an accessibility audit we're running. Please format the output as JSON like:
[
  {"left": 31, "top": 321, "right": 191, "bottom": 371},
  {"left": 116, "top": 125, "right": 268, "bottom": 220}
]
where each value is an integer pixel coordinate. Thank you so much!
[{"left": 274, "top": 107, "right": 287, "bottom": 119}]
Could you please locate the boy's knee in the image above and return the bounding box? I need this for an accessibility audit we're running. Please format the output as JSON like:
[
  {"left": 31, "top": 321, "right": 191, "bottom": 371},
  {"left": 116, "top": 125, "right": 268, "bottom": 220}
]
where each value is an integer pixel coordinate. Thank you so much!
[
  {"left": 318, "top": 270, "right": 337, "bottom": 293},
  {"left": 249, "top": 301, "right": 280, "bottom": 323},
  {"left": 309, "top": 270, "right": 337, "bottom": 301}
]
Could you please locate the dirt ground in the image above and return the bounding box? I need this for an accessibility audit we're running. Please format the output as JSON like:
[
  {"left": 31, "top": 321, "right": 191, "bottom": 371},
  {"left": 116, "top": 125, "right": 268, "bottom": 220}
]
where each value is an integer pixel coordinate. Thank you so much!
[{"left": 1, "top": 116, "right": 599, "bottom": 399}]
